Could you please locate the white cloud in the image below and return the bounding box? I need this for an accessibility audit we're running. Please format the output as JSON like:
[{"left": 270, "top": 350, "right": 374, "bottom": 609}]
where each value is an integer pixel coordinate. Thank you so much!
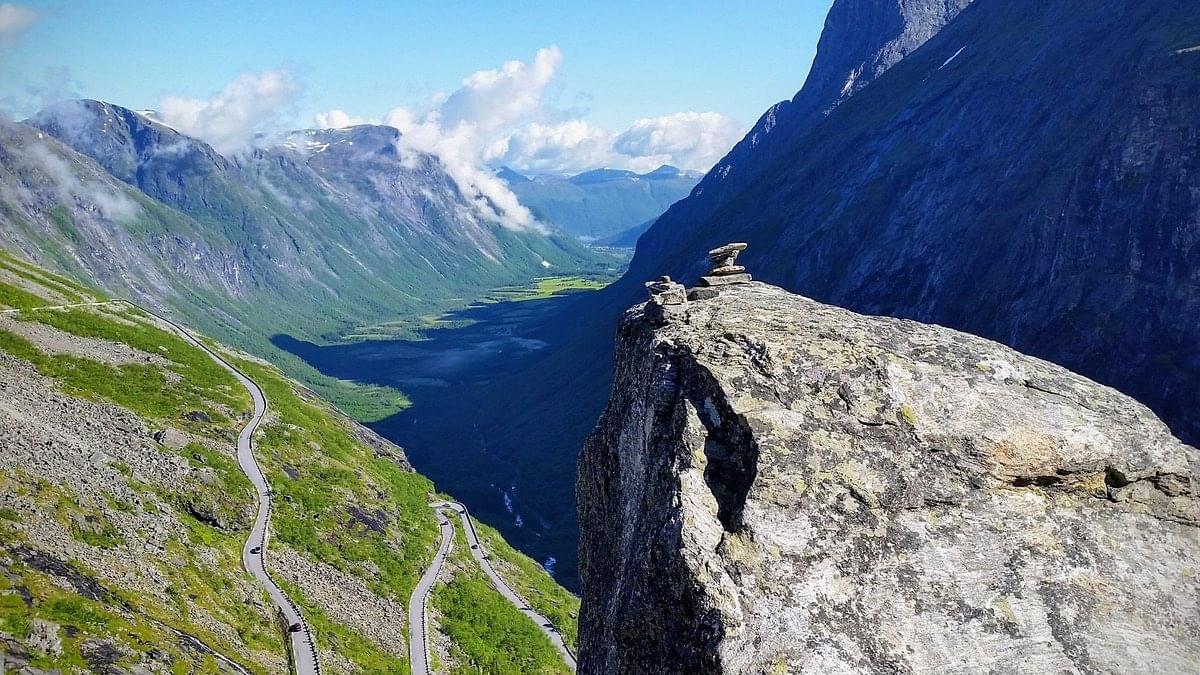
[
  {"left": 388, "top": 105, "right": 541, "bottom": 231},
  {"left": 374, "top": 47, "right": 567, "bottom": 231},
  {"left": 486, "top": 119, "right": 615, "bottom": 174},
  {"left": 487, "top": 112, "right": 742, "bottom": 174},
  {"left": 326, "top": 46, "right": 743, "bottom": 227},
  {"left": 0, "top": 3, "right": 36, "bottom": 41},
  {"left": 313, "top": 109, "right": 373, "bottom": 129},
  {"left": 439, "top": 46, "right": 562, "bottom": 133},
  {"left": 158, "top": 70, "right": 301, "bottom": 154},
  {"left": 613, "top": 112, "right": 743, "bottom": 173},
  {"left": 28, "top": 142, "right": 141, "bottom": 221}
]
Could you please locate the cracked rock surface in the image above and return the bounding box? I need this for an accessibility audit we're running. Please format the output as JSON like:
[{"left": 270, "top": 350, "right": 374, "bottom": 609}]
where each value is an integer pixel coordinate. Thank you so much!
[{"left": 577, "top": 282, "right": 1199, "bottom": 674}]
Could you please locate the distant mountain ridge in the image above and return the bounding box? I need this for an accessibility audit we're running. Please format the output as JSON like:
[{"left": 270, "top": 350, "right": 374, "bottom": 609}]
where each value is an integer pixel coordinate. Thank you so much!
[
  {"left": 498, "top": 164, "right": 700, "bottom": 242},
  {"left": 1, "top": 100, "right": 605, "bottom": 350}
]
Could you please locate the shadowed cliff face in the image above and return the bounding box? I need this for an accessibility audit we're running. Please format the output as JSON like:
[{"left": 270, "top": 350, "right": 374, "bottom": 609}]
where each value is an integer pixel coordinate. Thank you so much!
[
  {"left": 577, "top": 283, "right": 1199, "bottom": 674},
  {"left": 627, "top": 0, "right": 1200, "bottom": 444},
  {"left": 668, "top": 0, "right": 974, "bottom": 225}
]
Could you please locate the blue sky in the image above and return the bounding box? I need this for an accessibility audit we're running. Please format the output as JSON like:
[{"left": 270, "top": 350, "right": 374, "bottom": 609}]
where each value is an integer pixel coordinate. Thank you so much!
[{"left": 0, "top": 1, "right": 833, "bottom": 173}]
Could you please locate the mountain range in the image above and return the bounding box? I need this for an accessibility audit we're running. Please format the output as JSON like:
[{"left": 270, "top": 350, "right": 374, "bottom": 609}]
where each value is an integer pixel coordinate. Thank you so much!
[
  {"left": 497, "top": 164, "right": 700, "bottom": 243},
  {"left": 319, "top": 0, "right": 1200, "bottom": 590},
  {"left": 2, "top": 0, "right": 1196, "bottom": 605},
  {"left": 0, "top": 100, "right": 613, "bottom": 412}
]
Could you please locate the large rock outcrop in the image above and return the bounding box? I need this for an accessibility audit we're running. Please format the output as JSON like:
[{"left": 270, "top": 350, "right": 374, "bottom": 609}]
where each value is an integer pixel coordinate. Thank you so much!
[{"left": 577, "top": 282, "right": 1199, "bottom": 674}]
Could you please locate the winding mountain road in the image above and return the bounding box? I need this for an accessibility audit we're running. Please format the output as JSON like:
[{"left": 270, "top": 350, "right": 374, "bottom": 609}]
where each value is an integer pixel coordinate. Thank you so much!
[
  {"left": 26, "top": 299, "right": 577, "bottom": 674},
  {"left": 132, "top": 303, "right": 321, "bottom": 675},
  {"left": 408, "top": 500, "right": 577, "bottom": 674},
  {"left": 408, "top": 512, "right": 455, "bottom": 674}
]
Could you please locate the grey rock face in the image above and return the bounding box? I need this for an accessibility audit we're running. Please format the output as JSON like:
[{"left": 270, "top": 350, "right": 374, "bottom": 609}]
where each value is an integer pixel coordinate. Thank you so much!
[
  {"left": 681, "top": 0, "right": 972, "bottom": 218},
  {"left": 805, "top": 0, "right": 975, "bottom": 109},
  {"left": 577, "top": 283, "right": 1199, "bottom": 674}
]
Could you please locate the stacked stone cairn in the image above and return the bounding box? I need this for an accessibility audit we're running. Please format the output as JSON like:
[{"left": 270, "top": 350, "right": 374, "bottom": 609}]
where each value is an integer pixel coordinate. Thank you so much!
[
  {"left": 683, "top": 242, "right": 752, "bottom": 301},
  {"left": 644, "top": 275, "right": 687, "bottom": 324},
  {"left": 647, "top": 243, "right": 754, "bottom": 318},
  {"left": 701, "top": 242, "right": 751, "bottom": 286}
]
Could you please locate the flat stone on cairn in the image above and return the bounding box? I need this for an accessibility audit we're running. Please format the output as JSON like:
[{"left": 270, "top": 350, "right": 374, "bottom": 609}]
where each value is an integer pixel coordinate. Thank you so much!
[
  {"left": 710, "top": 265, "right": 746, "bottom": 276},
  {"left": 700, "top": 242, "right": 752, "bottom": 287}
]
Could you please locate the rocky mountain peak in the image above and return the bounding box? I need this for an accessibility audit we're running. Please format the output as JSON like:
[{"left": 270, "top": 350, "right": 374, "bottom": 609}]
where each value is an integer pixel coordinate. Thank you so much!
[
  {"left": 659, "top": 0, "right": 974, "bottom": 239},
  {"left": 577, "top": 281, "right": 1199, "bottom": 673},
  {"left": 29, "top": 99, "right": 223, "bottom": 184},
  {"left": 803, "top": 0, "right": 975, "bottom": 112},
  {"left": 280, "top": 124, "right": 402, "bottom": 160}
]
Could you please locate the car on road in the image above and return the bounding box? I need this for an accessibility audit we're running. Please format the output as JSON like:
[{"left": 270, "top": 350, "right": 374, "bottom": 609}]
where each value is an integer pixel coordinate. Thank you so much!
[
  {"left": 471, "top": 544, "right": 479, "bottom": 549},
  {"left": 543, "top": 623, "right": 556, "bottom": 631},
  {"left": 250, "top": 546, "right": 262, "bottom": 554},
  {"left": 288, "top": 622, "right": 303, "bottom": 633}
]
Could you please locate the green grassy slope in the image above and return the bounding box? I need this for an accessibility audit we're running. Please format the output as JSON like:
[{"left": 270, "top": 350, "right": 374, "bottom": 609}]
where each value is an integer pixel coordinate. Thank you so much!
[
  {"left": 0, "top": 253, "right": 581, "bottom": 672},
  {"left": 432, "top": 517, "right": 570, "bottom": 674}
]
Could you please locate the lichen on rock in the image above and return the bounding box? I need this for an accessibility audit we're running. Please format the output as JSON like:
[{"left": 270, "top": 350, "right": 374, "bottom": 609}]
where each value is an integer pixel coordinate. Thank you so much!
[{"left": 576, "top": 282, "right": 1199, "bottom": 674}]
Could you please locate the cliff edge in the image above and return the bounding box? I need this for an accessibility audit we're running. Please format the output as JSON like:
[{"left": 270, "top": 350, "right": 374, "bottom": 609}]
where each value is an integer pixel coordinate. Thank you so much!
[{"left": 577, "top": 282, "right": 1199, "bottom": 673}]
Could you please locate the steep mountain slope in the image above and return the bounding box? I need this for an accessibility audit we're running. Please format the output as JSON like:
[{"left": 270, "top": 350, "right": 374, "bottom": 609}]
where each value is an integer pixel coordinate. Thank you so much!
[
  {"left": 628, "top": 0, "right": 1200, "bottom": 443},
  {"left": 500, "top": 165, "right": 700, "bottom": 242},
  {"left": 0, "top": 252, "right": 580, "bottom": 672},
  {"left": 599, "top": 217, "right": 657, "bottom": 248},
  {"left": 578, "top": 282, "right": 1198, "bottom": 673},
  {"left": 675, "top": 0, "right": 974, "bottom": 217}
]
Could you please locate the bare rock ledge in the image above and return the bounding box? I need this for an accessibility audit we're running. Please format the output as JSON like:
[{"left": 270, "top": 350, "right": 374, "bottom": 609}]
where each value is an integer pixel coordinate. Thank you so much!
[{"left": 577, "top": 282, "right": 1199, "bottom": 674}]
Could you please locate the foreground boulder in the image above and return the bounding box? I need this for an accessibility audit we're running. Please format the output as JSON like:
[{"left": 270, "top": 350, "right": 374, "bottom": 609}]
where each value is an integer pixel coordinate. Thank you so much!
[{"left": 577, "top": 282, "right": 1199, "bottom": 674}]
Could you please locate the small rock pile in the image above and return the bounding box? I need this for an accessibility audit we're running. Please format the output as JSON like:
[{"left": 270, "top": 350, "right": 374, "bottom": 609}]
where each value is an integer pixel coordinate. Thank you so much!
[{"left": 644, "top": 276, "right": 687, "bottom": 325}]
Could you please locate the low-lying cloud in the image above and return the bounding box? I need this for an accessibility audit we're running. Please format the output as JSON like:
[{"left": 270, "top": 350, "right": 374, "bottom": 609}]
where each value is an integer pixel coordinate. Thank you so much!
[
  {"left": 158, "top": 70, "right": 301, "bottom": 154},
  {"left": 613, "top": 112, "right": 743, "bottom": 173},
  {"left": 28, "top": 142, "right": 141, "bottom": 221},
  {"left": 375, "top": 47, "right": 568, "bottom": 231},
  {"left": 322, "top": 46, "right": 742, "bottom": 229},
  {"left": 312, "top": 109, "right": 371, "bottom": 129}
]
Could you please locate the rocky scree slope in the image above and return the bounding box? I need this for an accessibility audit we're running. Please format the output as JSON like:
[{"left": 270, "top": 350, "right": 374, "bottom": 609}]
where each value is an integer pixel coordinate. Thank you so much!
[{"left": 577, "top": 282, "right": 1199, "bottom": 674}]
